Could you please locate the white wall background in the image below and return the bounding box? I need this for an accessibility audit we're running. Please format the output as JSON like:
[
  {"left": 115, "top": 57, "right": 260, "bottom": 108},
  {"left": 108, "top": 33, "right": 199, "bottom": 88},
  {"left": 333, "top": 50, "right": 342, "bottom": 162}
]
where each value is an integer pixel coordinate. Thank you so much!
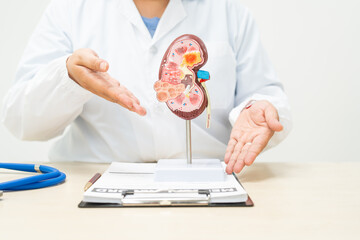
[{"left": 0, "top": 0, "right": 359, "bottom": 163}]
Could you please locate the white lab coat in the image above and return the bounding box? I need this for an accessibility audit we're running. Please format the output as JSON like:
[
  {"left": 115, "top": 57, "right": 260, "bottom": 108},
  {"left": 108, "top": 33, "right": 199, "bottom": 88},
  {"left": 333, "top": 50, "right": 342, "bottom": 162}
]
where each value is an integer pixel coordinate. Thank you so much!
[{"left": 1, "top": 0, "right": 291, "bottom": 162}]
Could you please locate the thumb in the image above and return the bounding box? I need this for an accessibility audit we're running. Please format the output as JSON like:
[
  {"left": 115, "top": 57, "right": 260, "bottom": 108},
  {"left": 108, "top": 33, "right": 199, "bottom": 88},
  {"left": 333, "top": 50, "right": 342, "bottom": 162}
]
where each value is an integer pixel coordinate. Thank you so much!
[
  {"left": 78, "top": 49, "right": 109, "bottom": 72},
  {"left": 264, "top": 105, "right": 283, "bottom": 132}
]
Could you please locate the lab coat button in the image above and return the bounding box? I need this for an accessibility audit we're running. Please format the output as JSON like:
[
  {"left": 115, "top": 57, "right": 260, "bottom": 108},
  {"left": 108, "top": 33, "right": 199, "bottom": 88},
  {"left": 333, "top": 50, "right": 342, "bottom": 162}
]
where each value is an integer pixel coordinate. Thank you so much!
[{"left": 149, "top": 46, "right": 157, "bottom": 54}]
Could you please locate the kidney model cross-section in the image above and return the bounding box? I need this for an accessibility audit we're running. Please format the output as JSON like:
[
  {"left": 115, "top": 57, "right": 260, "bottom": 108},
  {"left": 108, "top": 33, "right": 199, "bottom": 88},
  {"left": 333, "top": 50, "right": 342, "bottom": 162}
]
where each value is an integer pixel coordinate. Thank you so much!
[{"left": 154, "top": 34, "right": 211, "bottom": 128}]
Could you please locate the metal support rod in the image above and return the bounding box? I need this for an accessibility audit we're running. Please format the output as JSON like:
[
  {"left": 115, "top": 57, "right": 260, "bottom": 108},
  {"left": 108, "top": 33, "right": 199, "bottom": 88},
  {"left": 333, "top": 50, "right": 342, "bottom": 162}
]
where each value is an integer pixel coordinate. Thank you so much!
[{"left": 186, "top": 120, "right": 192, "bottom": 164}]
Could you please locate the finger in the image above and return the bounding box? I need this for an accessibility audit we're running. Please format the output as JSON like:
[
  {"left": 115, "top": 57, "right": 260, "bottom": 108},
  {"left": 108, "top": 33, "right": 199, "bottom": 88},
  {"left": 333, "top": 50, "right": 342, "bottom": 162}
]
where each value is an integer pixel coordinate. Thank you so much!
[
  {"left": 77, "top": 49, "right": 109, "bottom": 72},
  {"left": 114, "top": 82, "right": 142, "bottom": 106},
  {"left": 224, "top": 129, "right": 243, "bottom": 163},
  {"left": 85, "top": 73, "right": 129, "bottom": 103},
  {"left": 233, "top": 160, "right": 245, "bottom": 174},
  {"left": 224, "top": 138, "right": 237, "bottom": 164},
  {"left": 115, "top": 93, "right": 136, "bottom": 110},
  {"left": 225, "top": 140, "right": 245, "bottom": 174},
  {"left": 80, "top": 72, "right": 129, "bottom": 106},
  {"left": 78, "top": 70, "right": 120, "bottom": 99},
  {"left": 125, "top": 90, "right": 141, "bottom": 105},
  {"left": 234, "top": 142, "right": 252, "bottom": 173},
  {"left": 115, "top": 94, "right": 147, "bottom": 116},
  {"left": 264, "top": 105, "right": 283, "bottom": 132},
  {"left": 97, "top": 80, "right": 145, "bottom": 115},
  {"left": 244, "top": 135, "right": 271, "bottom": 166},
  {"left": 132, "top": 103, "right": 147, "bottom": 116},
  {"left": 128, "top": 97, "right": 147, "bottom": 116}
]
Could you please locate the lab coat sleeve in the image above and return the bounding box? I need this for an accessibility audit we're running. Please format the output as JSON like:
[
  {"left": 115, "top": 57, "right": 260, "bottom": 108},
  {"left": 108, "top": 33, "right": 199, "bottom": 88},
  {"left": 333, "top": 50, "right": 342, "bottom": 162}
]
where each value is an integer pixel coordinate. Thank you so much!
[
  {"left": 1, "top": 0, "right": 93, "bottom": 141},
  {"left": 228, "top": 8, "right": 292, "bottom": 150}
]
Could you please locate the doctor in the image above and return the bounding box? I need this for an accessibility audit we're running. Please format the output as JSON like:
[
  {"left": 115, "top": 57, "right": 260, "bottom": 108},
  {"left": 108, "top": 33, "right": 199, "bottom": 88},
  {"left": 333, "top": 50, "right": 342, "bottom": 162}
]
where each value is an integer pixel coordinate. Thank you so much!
[{"left": 1, "top": 0, "right": 291, "bottom": 174}]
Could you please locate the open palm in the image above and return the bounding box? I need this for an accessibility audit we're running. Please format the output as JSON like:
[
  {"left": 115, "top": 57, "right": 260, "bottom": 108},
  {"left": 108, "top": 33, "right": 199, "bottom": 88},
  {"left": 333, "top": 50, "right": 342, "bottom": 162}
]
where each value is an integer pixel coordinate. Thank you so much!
[
  {"left": 67, "top": 48, "right": 146, "bottom": 116},
  {"left": 224, "top": 100, "right": 283, "bottom": 174}
]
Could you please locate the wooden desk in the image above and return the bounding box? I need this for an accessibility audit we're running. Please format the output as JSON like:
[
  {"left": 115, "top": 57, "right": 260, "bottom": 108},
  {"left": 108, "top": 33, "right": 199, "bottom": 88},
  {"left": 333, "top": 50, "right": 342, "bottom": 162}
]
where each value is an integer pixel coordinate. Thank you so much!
[{"left": 1, "top": 162, "right": 359, "bottom": 240}]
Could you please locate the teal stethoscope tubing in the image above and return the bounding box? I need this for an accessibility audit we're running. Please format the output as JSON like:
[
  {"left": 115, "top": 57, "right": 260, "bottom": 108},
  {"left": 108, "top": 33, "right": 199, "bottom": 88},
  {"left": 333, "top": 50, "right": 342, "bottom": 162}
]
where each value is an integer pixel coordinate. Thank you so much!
[{"left": 0, "top": 163, "right": 66, "bottom": 191}]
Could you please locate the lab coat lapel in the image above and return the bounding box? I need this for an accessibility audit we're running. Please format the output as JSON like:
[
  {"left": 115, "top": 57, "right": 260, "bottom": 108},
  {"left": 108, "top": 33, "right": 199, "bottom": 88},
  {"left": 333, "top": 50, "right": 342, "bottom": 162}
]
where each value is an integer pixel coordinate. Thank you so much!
[
  {"left": 153, "top": 0, "right": 187, "bottom": 42},
  {"left": 118, "top": 0, "right": 152, "bottom": 39},
  {"left": 118, "top": 0, "right": 187, "bottom": 43}
]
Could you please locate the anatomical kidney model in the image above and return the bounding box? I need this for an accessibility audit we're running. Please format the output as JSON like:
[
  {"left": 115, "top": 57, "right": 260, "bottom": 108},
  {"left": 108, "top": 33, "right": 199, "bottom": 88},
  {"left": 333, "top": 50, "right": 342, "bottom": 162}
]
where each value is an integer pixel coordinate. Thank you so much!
[
  {"left": 154, "top": 34, "right": 211, "bottom": 164},
  {"left": 154, "top": 34, "right": 211, "bottom": 128}
]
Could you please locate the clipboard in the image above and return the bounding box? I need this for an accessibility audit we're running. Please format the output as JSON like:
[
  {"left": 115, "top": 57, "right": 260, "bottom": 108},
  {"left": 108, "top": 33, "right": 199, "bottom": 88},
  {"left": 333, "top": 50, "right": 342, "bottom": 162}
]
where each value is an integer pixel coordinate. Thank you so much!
[{"left": 78, "top": 173, "right": 254, "bottom": 208}]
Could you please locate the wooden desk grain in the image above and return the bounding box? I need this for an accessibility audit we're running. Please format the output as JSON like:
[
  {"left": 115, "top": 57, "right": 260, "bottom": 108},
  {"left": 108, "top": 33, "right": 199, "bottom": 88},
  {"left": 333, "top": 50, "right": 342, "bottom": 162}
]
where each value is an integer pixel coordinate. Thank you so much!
[{"left": 1, "top": 162, "right": 359, "bottom": 240}]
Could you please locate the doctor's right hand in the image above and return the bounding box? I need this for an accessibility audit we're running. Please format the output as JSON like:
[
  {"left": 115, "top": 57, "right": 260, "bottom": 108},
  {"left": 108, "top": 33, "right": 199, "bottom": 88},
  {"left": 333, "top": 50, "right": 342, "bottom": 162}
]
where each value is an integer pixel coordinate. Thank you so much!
[{"left": 66, "top": 48, "right": 147, "bottom": 116}]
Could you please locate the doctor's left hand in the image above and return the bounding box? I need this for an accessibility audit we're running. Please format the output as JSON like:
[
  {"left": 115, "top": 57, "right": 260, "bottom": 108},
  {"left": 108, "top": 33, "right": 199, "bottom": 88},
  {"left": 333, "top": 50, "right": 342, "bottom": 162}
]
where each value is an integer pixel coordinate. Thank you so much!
[
  {"left": 66, "top": 48, "right": 147, "bottom": 116},
  {"left": 224, "top": 100, "right": 283, "bottom": 174}
]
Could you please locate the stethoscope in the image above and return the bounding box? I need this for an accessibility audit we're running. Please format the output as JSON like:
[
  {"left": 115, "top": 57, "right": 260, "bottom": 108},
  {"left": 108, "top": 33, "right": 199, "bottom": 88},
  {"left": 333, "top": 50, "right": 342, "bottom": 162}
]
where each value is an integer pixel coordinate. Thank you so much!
[{"left": 0, "top": 163, "right": 66, "bottom": 196}]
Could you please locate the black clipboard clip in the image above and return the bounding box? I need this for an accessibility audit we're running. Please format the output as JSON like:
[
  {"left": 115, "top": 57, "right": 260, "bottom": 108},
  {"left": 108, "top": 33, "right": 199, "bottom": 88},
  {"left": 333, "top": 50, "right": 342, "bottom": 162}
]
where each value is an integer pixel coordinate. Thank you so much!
[{"left": 121, "top": 189, "right": 211, "bottom": 207}]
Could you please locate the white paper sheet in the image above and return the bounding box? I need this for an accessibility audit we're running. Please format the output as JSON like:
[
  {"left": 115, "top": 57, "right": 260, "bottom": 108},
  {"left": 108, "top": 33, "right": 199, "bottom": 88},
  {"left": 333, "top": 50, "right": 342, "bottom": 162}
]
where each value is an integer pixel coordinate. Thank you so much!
[{"left": 83, "top": 162, "right": 248, "bottom": 204}]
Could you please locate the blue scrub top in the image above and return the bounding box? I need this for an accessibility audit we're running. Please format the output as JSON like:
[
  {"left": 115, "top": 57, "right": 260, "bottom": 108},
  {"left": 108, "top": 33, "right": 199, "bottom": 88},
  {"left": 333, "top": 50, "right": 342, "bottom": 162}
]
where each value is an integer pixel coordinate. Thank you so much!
[{"left": 141, "top": 16, "right": 160, "bottom": 37}]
